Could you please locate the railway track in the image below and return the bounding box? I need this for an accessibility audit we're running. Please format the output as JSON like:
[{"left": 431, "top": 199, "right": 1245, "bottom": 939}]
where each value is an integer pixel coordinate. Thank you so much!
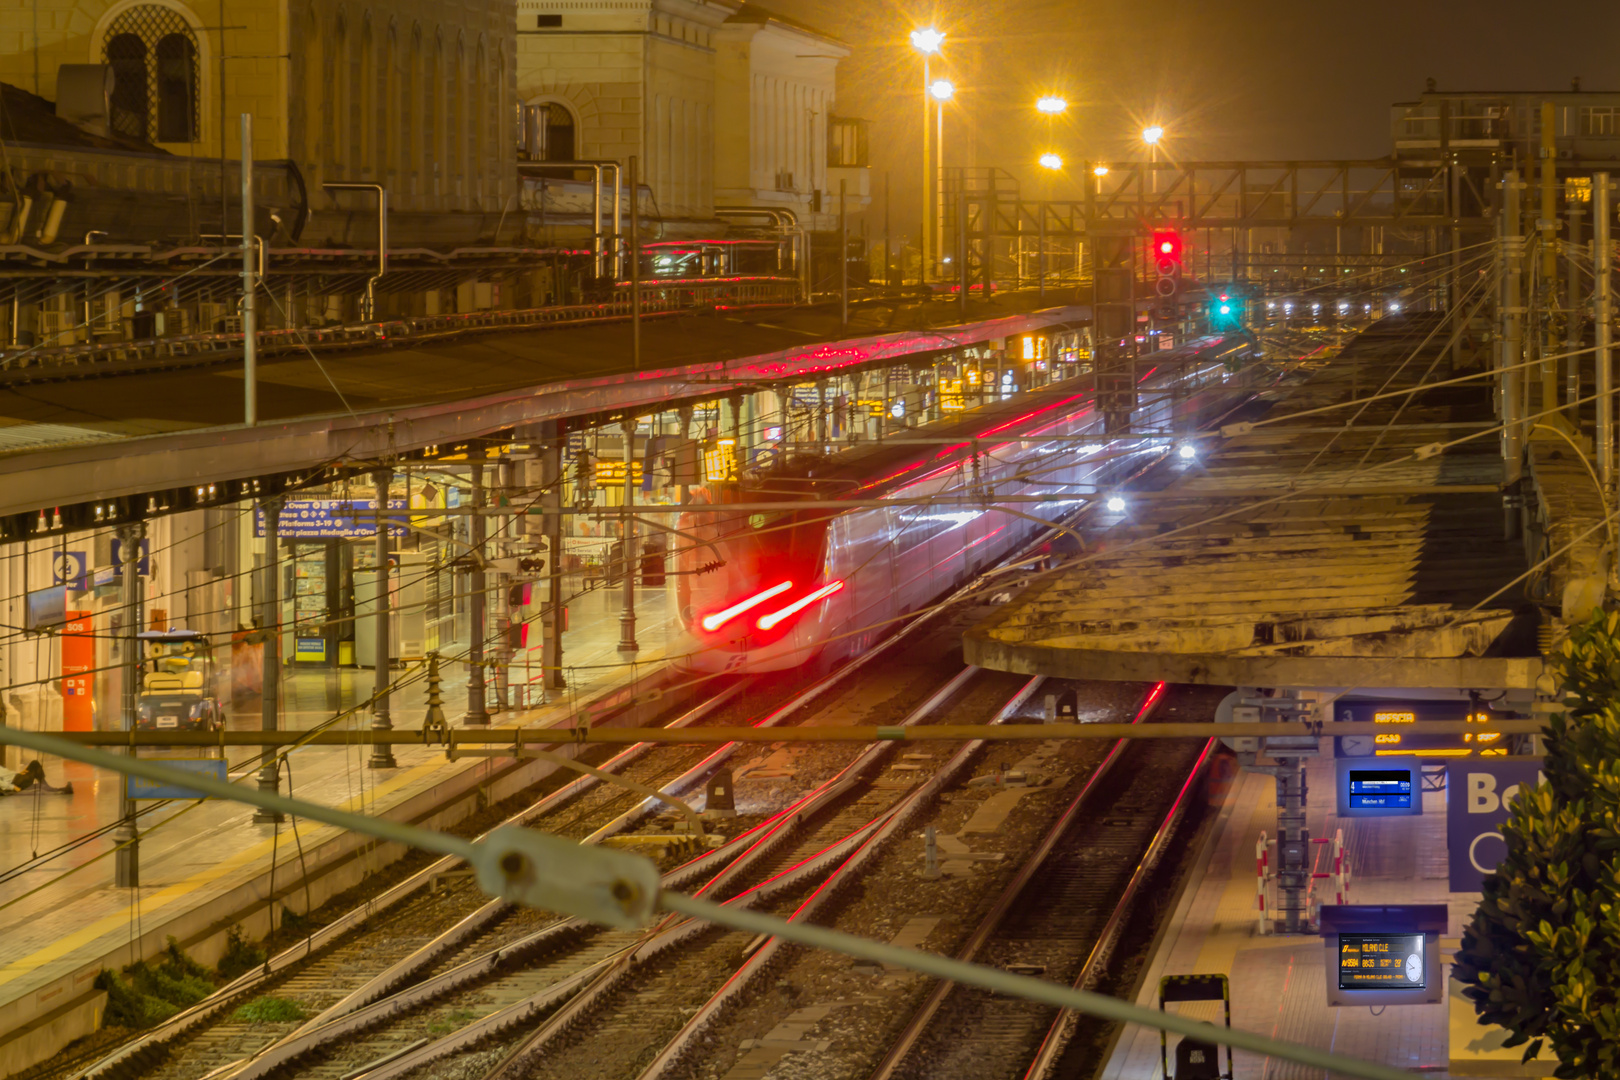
[
  {"left": 277, "top": 664, "right": 1028, "bottom": 1080},
  {"left": 67, "top": 566, "right": 1012, "bottom": 1080},
  {"left": 54, "top": 682, "right": 754, "bottom": 1080},
  {"left": 869, "top": 689, "right": 1221, "bottom": 1080}
]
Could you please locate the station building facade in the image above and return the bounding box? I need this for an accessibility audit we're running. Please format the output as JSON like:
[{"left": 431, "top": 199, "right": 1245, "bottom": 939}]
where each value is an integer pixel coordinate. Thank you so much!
[
  {"left": 0, "top": 0, "right": 519, "bottom": 229},
  {"left": 515, "top": 0, "right": 865, "bottom": 230}
]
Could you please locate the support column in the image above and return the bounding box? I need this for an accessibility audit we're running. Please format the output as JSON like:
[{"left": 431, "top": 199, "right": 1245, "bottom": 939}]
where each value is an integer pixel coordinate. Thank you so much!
[
  {"left": 1274, "top": 759, "right": 1310, "bottom": 934},
  {"left": 1539, "top": 101, "right": 1560, "bottom": 414},
  {"left": 1449, "top": 157, "right": 1463, "bottom": 369},
  {"left": 1503, "top": 172, "right": 1526, "bottom": 537},
  {"left": 676, "top": 405, "right": 694, "bottom": 505},
  {"left": 368, "top": 470, "right": 396, "bottom": 769},
  {"left": 490, "top": 457, "right": 515, "bottom": 712},
  {"left": 241, "top": 113, "right": 257, "bottom": 426},
  {"left": 816, "top": 377, "right": 829, "bottom": 447},
  {"left": 1567, "top": 201, "right": 1585, "bottom": 420},
  {"left": 253, "top": 499, "right": 284, "bottom": 822},
  {"left": 539, "top": 423, "right": 566, "bottom": 696},
  {"left": 839, "top": 179, "right": 849, "bottom": 329},
  {"left": 1597, "top": 173, "right": 1613, "bottom": 487},
  {"left": 114, "top": 520, "right": 145, "bottom": 887},
  {"left": 464, "top": 464, "right": 490, "bottom": 725},
  {"left": 618, "top": 417, "right": 640, "bottom": 656}
]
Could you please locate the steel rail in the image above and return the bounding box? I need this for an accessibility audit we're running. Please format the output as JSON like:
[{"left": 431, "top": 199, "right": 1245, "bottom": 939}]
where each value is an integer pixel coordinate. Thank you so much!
[
  {"left": 379, "top": 812, "right": 898, "bottom": 1080},
  {"left": 218, "top": 664, "right": 980, "bottom": 1079},
  {"left": 864, "top": 682, "right": 1170, "bottom": 1080},
  {"left": 629, "top": 674, "right": 1051, "bottom": 1080},
  {"left": 1023, "top": 737, "right": 1220, "bottom": 1080},
  {"left": 70, "top": 681, "right": 747, "bottom": 1080}
]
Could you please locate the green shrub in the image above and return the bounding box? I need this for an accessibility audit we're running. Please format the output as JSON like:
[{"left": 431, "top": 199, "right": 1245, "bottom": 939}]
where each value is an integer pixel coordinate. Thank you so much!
[
  {"left": 95, "top": 939, "right": 216, "bottom": 1031},
  {"left": 1453, "top": 609, "right": 1620, "bottom": 1080},
  {"left": 230, "top": 996, "right": 307, "bottom": 1023},
  {"left": 216, "top": 925, "right": 267, "bottom": 981}
]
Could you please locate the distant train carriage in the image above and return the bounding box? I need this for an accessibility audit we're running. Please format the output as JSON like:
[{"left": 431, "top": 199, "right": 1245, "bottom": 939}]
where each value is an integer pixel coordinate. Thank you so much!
[{"left": 674, "top": 335, "right": 1260, "bottom": 674}]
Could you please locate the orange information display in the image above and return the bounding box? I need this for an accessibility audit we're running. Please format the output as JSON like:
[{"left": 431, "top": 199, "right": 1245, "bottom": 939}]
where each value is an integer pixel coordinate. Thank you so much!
[
  {"left": 61, "top": 610, "right": 94, "bottom": 731},
  {"left": 1337, "top": 933, "right": 1426, "bottom": 990}
]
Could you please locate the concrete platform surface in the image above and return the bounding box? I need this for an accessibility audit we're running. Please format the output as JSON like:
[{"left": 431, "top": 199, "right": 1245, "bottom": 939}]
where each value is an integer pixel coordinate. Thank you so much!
[{"left": 1101, "top": 754, "right": 1555, "bottom": 1080}]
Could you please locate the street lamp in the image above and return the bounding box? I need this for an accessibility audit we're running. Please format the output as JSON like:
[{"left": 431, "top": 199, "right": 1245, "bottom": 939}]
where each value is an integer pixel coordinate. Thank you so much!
[
  {"left": 911, "top": 28, "right": 944, "bottom": 281},
  {"left": 1093, "top": 164, "right": 1109, "bottom": 177},
  {"left": 929, "top": 79, "right": 955, "bottom": 280},
  {"left": 1142, "top": 124, "right": 1164, "bottom": 193},
  {"left": 1036, "top": 96, "right": 1068, "bottom": 115},
  {"left": 1039, "top": 153, "right": 1063, "bottom": 170}
]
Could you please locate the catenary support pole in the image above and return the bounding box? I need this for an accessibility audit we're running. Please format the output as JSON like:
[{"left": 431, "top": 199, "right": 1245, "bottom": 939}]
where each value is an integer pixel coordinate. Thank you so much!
[
  {"left": 1597, "top": 172, "right": 1613, "bottom": 487},
  {"left": 1540, "top": 101, "right": 1560, "bottom": 414},
  {"left": 369, "top": 469, "right": 396, "bottom": 768},
  {"left": 1567, "top": 199, "right": 1584, "bottom": 420},
  {"left": 114, "top": 520, "right": 145, "bottom": 886},
  {"left": 541, "top": 423, "right": 567, "bottom": 696},
  {"left": 618, "top": 417, "right": 640, "bottom": 656},
  {"left": 1503, "top": 170, "right": 1525, "bottom": 537},
  {"left": 840, "top": 179, "right": 849, "bottom": 329},
  {"left": 241, "top": 113, "right": 256, "bottom": 426},
  {"left": 464, "top": 463, "right": 490, "bottom": 725},
  {"left": 629, "top": 156, "right": 641, "bottom": 372},
  {"left": 254, "top": 498, "right": 283, "bottom": 822}
]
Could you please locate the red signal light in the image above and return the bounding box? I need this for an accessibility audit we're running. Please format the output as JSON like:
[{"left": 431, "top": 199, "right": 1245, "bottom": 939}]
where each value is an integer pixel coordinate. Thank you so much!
[{"left": 1151, "top": 229, "right": 1183, "bottom": 263}]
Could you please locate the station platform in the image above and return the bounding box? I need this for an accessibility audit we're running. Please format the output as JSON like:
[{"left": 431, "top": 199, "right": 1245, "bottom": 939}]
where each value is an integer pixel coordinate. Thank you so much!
[
  {"left": 1101, "top": 753, "right": 1554, "bottom": 1080},
  {"left": 0, "top": 587, "right": 681, "bottom": 1075}
]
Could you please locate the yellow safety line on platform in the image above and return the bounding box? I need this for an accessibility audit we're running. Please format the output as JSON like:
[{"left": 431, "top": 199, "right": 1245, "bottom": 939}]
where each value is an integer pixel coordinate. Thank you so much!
[{"left": 0, "top": 761, "right": 440, "bottom": 989}]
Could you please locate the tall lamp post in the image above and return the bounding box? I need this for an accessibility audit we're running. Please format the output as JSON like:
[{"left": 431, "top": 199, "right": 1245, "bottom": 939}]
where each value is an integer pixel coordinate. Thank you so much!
[
  {"left": 930, "top": 79, "right": 954, "bottom": 281},
  {"left": 1037, "top": 153, "right": 1063, "bottom": 295},
  {"left": 910, "top": 27, "right": 944, "bottom": 283},
  {"left": 1142, "top": 124, "right": 1164, "bottom": 194}
]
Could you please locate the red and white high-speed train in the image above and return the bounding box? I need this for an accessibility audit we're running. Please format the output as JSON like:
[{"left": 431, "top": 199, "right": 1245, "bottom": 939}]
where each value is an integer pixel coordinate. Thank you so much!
[{"left": 672, "top": 334, "right": 1259, "bottom": 674}]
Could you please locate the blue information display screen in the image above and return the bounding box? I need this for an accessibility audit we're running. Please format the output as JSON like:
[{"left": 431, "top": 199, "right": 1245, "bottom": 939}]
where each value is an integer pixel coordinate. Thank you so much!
[
  {"left": 1347, "top": 768, "right": 1413, "bottom": 809},
  {"left": 1338, "top": 933, "right": 1426, "bottom": 990}
]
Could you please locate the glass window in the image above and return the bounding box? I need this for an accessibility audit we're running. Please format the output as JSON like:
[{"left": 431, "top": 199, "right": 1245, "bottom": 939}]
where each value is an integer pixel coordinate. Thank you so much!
[
  {"left": 519, "top": 102, "right": 576, "bottom": 162},
  {"left": 102, "top": 6, "right": 199, "bottom": 143},
  {"left": 106, "top": 33, "right": 148, "bottom": 140},
  {"left": 155, "top": 34, "right": 197, "bottom": 142},
  {"left": 1581, "top": 106, "right": 1618, "bottom": 137}
]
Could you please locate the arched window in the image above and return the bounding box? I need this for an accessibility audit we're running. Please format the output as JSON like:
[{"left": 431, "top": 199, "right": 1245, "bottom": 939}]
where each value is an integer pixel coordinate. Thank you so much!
[
  {"left": 519, "top": 102, "right": 574, "bottom": 162},
  {"left": 106, "top": 33, "right": 148, "bottom": 139},
  {"left": 154, "top": 34, "right": 195, "bottom": 142},
  {"left": 102, "top": 6, "right": 198, "bottom": 143}
]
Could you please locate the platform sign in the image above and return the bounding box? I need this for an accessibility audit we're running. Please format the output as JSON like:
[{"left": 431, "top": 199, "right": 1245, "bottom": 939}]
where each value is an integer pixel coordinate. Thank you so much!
[
  {"left": 109, "top": 538, "right": 150, "bottom": 576},
  {"left": 1446, "top": 757, "right": 1545, "bottom": 893},
  {"left": 1331, "top": 699, "right": 1507, "bottom": 758},
  {"left": 125, "top": 758, "right": 227, "bottom": 800},
  {"left": 1335, "top": 756, "right": 1422, "bottom": 817},
  {"left": 1337, "top": 932, "right": 1426, "bottom": 990},
  {"left": 256, "top": 499, "right": 408, "bottom": 539},
  {"left": 61, "top": 611, "right": 94, "bottom": 732},
  {"left": 1319, "top": 904, "right": 1446, "bottom": 1006},
  {"left": 52, "top": 551, "right": 88, "bottom": 590}
]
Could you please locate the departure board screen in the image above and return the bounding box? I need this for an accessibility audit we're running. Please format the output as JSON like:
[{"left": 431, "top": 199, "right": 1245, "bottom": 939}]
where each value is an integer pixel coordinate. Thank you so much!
[
  {"left": 1338, "top": 933, "right": 1426, "bottom": 990},
  {"left": 1346, "top": 769, "right": 1413, "bottom": 809}
]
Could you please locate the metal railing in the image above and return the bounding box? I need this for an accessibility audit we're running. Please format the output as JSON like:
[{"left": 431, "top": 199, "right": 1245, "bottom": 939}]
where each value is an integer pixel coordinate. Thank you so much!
[{"left": 0, "top": 276, "right": 800, "bottom": 379}]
